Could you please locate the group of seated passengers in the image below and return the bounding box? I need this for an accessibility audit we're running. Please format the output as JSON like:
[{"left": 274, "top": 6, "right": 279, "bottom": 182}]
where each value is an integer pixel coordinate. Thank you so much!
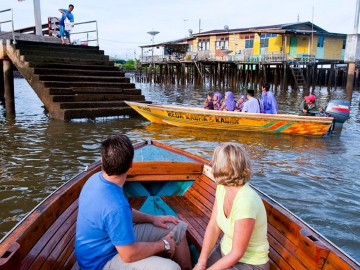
[
  {"left": 204, "top": 84, "right": 325, "bottom": 116},
  {"left": 204, "top": 90, "right": 266, "bottom": 114}
]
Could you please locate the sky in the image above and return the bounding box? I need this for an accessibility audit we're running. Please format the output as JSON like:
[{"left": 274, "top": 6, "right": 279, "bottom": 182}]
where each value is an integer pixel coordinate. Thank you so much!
[{"left": 0, "top": 0, "right": 358, "bottom": 59}]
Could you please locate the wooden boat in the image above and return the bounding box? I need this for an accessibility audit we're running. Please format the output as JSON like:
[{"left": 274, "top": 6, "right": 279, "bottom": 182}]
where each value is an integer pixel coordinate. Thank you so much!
[
  {"left": 0, "top": 141, "right": 358, "bottom": 270},
  {"left": 125, "top": 101, "right": 350, "bottom": 136}
]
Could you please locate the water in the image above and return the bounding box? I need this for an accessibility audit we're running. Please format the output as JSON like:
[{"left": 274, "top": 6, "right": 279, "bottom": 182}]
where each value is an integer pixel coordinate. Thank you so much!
[{"left": 0, "top": 77, "right": 359, "bottom": 262}]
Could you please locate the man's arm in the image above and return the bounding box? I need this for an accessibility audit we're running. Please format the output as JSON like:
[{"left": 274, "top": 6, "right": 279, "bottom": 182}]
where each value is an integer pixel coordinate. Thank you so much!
[
  {"left": 116, "top": 231, "right": 175, "bottom": 263},
  {"left": 58, "top": 9, "right": 66, "bottom": 15},
  {"left": 132, "top": 208, "right": 179, "bottom": 229},
  {"left": 132, "top": 208, "right": 154, "bottom": 223}
]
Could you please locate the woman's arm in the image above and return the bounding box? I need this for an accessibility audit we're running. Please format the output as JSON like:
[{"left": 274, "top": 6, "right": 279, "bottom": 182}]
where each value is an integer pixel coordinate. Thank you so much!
[
  {"left": 207, "top": 218, "right": 255, "bottom": 270},
  {"left": 195, "top": 200, "right": 222, "bottom": 269}
]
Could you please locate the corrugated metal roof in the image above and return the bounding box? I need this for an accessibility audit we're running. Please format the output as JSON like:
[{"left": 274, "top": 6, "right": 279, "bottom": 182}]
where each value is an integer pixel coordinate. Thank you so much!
[{"left": 194, "top": 21, "right": 344, "bottom": 37}]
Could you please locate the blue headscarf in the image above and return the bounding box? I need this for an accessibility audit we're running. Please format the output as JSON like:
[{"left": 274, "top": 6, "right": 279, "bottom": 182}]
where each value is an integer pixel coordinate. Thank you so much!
[{"left": 225, "top": 91, "right": 236, "bottom": 111}]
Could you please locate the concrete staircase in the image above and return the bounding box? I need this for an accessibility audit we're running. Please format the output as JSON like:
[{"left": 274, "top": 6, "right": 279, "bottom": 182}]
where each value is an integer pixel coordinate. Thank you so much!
[{"left": 6, "top": 40, "right": 145, "bottom": 120}]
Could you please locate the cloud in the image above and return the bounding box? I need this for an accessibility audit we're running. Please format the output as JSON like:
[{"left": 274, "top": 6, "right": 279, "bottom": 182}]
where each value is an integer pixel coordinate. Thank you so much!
[{"left": 1, "top": 0, "right": 356, "bottom": 58}]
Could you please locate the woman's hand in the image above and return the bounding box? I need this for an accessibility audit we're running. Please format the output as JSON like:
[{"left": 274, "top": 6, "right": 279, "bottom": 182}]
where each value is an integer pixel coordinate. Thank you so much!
[
  {"left": 152, "top": 215, "right": 179, "bottom": 229},
  {"left": 193, "top": 262, "right": 206, "bottom": 270}
]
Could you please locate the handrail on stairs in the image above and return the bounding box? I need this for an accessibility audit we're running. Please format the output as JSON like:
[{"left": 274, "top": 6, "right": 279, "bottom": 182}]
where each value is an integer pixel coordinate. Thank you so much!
[{"left": 0, "top": 8, "right": 16, "bottom": 44}]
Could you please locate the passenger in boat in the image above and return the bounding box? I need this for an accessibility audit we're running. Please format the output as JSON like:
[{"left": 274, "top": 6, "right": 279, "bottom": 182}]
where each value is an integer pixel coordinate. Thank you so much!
[
  {"left": 260, "top": 83, "right": 278, "bottom": 114},
  {"left": 213, "top": 92, "right": 223, "bottom": 110},
  {"left": 75, "top": 134, "right": 191, "bottom": 270},
  {"left": 242, "top": 90, "right": 261, "bottom": 113},
  {"left": 299, "top": 94, "right": 320, "bottom": 116},
  {"left": 194, "top": 143, "right": 269, "bottom": 270},
  {"left": 220, "top": 91, "right": 236, "bottom": 111},
  {"left": 204, "top": 93, "right": 214, "bottom": 110},
  {"left": 235, "top": 95, "right": 246, "bottom": 112}
]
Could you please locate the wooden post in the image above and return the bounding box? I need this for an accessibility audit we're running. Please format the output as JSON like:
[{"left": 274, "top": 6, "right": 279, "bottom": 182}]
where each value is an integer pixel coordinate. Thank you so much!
[
  {"left": 3, "top": 59, "right": 15, "bottom": 114},
  {"left": 345, "top": 62, "right": 356, "bottom": 102},
  {"left": 0, "top": 60, "right": 4, "bottom": 104},
  {"left": 283, "top": 64, "right": 288, "bottom": 90}
]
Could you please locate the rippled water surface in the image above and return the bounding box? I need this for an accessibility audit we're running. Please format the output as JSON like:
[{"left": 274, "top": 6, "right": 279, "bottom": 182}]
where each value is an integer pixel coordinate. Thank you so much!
[{"left": 0, "top": 77, "right": 359, "bottom": 262}]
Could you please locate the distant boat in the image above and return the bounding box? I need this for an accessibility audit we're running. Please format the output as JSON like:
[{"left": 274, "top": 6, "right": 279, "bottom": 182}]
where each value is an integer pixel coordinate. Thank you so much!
[
  {"left": 125, "top": 100, "right": 351, "bottom": 136},
  {"left": 0, "top": 141, "right": 358, "bottom": 269}
]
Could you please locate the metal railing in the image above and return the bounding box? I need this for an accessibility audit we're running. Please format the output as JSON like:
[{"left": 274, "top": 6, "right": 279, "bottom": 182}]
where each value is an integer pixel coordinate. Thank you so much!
[
  {"left": 48, "top": 18, "right": 99, "bottom": 46},
  {"left": 71, "top": 20, "right": 99, "bottom": 46},
  {"left": 0, "top": 8, "right": 16, "bottom": 43}
]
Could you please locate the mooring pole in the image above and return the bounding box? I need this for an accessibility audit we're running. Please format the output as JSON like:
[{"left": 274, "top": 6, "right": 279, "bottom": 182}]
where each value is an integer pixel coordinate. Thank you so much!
[
  {"left": 3, "top": 60, "right": 15, "bottom": 114},
  {"left": 33, "top": 0, "right": 43, "bottom": 36},
  {"left": 0, "top": 60, "right": 4, "bottom": 104}
]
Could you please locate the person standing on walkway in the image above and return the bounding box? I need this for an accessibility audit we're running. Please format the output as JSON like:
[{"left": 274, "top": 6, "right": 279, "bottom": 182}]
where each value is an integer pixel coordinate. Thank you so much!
[
  {"left": 58, "top": 4, "right": 74, "bottom": 44},
  {"left": 242, "top": 90, "right": 261, "bottom": 113},
  {"left": 260, "top": 83, "right": 278, "bottom": 114}
]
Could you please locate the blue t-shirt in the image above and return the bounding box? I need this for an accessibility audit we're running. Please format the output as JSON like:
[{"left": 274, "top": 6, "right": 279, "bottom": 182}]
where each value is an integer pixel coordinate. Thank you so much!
[
  {"left": 75, "top": 172, "right": 135, "bottom": 270},
  {"left": 59, "top": 9, "right": 74, "bottom": 25}
]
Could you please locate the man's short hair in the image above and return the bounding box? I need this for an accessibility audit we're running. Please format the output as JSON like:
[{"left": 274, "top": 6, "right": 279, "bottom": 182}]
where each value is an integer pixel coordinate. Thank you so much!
[
  {"left": 69, "top": 4, "right": 74, "bottom": 9},
  {"left": 101, "top": 134, "right": 134, "bottom": 176},
  {"left": 262, "top": 82, "right": 270, "bottom": 91},
  {"left": 247, "top": 89, "right": 255, "bottom": 97}
]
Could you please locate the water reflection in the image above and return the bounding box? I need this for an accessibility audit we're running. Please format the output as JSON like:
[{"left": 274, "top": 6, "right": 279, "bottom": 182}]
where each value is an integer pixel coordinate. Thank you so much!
[{"left": 0, "top": 78, "right": 359, "bottom": 262}]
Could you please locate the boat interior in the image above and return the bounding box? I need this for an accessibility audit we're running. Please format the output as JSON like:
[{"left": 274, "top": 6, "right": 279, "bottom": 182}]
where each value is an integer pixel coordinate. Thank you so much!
[{"left": 0, "top": 141, "right": 357, "bottom": 270}]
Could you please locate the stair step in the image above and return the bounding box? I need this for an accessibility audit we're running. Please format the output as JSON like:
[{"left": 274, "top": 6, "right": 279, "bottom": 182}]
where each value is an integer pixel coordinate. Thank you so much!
[
  {"left": 63, "top": 107, "right": 139, "bottom": 120},
  {"left": 44, "top": 81, "right": 135, "bottom": 88},
  {"left": 48, "top": 88, "right": 74, "bottom": 95},
  {"left": 33, "top": 68, "right": 124, "bottom": 77},
  {"left": 24, "top": 56, "right": 113, "bottom": 66},
  {"left": 16, "top": 45, "right": 105, "bottom": 55},
  {"left": 15, "top": 40, "right": 100, "bottom": 51},
  {"left": 39, "top": 75, "right": 130, "bottom": 83},
  {"left": 52, "top": 94, "right": 145, "bottom": 102},
  {"left": 73, "top": 88, "right": 141, "bottom": 95},
  {"left": 59, "top": 101, "right": 127, "bottom": 109},
  {"left": 19, "top": 49, "right": 109, "bottom": 61},
  {"left": 29, "top": 62, "right": 119, "bottom": 71}
]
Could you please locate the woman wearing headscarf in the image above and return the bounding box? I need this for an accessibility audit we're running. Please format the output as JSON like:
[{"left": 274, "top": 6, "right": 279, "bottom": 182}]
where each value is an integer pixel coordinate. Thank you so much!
[
  {"left": 220, "top": 91, "right": 236, "bottom": 111},
  {"left": 235, "top": 95, "right": 246, "bottom": 112},
  {"left": 213, "top": 92, "right": 223, "bottom": 110}
]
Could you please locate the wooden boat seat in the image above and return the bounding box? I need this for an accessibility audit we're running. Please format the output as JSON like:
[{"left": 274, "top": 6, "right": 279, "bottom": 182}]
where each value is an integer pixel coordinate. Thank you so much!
[{"left": 162, "top": 174, "right": 335, "bottom": 270}]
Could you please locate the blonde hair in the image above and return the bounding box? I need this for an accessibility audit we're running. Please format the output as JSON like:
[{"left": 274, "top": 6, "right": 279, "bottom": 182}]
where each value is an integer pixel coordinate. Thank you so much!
[{"left": 211, "top": 142, "right": 252, "bottom": 186}]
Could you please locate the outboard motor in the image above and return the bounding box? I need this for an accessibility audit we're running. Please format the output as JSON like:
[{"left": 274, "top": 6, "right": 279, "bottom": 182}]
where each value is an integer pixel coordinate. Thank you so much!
[{"left": 325, "top": 100, "right": 351, "bottom": 135}]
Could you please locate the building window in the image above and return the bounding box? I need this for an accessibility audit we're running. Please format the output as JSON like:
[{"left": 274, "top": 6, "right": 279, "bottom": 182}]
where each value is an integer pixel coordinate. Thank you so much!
[
  {"left": 260, "top": 33, "right": 276, "bottom": 48},
  {"left": 215, "top": 37, "right": 229, "bottom": 50},
  {"left": 317, "top": 36, "right": 324, "bottom": 48},
  {"left": 342, "top": 38, "right": 346, "bottom": 50},
  {"left": 198, "top": 38, "right": 210, "bottom": 51},
  {"left": 241, "top": 34, "right": 255, "bottom": 49}
]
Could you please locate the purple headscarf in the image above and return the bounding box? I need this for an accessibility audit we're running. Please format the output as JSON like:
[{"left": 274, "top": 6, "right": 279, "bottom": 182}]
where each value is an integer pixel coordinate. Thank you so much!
[
  {"left": 225, "top": 91, "right": 236, "bottom": 111},
  {"left": 213, "top": 92, "right": 222, "bottom": 103},
  {"left": 213, "top": 92, "right": 223, "bottom": 110}
]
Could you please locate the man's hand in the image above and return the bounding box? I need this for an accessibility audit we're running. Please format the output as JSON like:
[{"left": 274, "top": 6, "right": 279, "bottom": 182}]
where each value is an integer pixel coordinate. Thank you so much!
[
  {"left": 163, "top": 231, "right": 176, "bottom": 258},
  {"left": 302, "top": 109, "right": 308, "bottom": 113},
  {"left": 152, "top": 215, "right": 179, "bottom": 229}
]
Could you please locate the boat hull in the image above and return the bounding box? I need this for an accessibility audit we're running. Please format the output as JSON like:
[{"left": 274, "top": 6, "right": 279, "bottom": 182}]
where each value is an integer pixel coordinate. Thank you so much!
[{"left": 126, "top": 101, "right": 334, "bottom": 136}]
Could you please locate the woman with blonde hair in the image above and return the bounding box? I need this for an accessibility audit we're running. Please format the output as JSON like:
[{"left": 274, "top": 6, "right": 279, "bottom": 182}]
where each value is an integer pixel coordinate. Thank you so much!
[{"left": 194, "top": 143, "right": 269, "bottom": 270}]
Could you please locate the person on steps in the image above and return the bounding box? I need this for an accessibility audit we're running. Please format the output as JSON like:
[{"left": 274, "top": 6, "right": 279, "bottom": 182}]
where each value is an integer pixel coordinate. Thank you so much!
[{"left": 58, "top": 4, "right": 75, "bottom": 44}]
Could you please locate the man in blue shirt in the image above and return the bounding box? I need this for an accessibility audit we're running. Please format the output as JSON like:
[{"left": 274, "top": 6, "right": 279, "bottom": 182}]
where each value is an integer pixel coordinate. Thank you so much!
[
  {"left": 75, "top": 134, "right": 191, "bottom": 270},
  {"left": 58, "top": 4, "right": 74, "bottom": 44},
  {"left": 260, "top": 82, "right": 278, "bottom": 114},
  {"left": 243, "top": 90, "right": 261, "bottom": 113}
]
